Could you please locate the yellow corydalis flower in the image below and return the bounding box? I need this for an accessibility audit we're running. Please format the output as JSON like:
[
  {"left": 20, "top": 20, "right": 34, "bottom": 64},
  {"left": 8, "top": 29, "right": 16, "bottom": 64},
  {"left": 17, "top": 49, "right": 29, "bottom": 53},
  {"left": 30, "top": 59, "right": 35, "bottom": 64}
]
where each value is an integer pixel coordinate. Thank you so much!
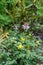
[
  {"left": 29, "top": 33, "right": 32, "bottom": 36},
  {"left": 21, "top": 37, "right": 26, "bottom": 41},
  {"left": 36, "top": 40, "right": 40, "bottom": 44},
  {"left": 18, "top": 44, "right": 23, "bottom": 49}
]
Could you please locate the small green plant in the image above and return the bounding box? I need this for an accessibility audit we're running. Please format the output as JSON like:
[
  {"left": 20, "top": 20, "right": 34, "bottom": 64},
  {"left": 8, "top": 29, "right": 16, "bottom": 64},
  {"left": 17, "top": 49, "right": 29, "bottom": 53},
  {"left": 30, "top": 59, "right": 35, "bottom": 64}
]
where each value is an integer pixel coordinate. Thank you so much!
[
  {"left": 0, "top": 31, "right": 43, "bottom": 65},
  {"left": 0, "top": 0, "right": 43, "bottom": 65}
]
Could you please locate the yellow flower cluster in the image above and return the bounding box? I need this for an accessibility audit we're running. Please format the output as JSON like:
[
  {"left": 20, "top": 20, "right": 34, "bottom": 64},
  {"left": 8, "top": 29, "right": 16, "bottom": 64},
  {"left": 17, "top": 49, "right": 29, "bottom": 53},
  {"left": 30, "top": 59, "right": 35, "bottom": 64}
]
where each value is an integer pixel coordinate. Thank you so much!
[
  {"left": 21, "top": 37, "right": 26, "bottom": 41},
  {"left": 18, "top": 44, "right": 23, "bottom": 49}
]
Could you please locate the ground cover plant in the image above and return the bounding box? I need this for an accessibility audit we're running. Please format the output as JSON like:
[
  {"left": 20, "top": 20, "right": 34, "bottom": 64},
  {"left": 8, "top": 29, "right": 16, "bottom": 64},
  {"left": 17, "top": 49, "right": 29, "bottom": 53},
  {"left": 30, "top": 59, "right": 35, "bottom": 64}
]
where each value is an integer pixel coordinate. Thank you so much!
[{"left": 0, "top": 0, "right": 43, "bottom": 65}]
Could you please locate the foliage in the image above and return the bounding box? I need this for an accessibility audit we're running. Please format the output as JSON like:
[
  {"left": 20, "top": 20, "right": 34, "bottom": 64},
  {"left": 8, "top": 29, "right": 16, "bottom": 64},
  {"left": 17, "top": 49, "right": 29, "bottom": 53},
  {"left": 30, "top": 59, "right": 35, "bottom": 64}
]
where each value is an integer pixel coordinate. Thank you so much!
[
  {"left": 0, "top": 30, "right": 43, "bottom": 65},
  {"left": 0, "top": 0, "right": 43, "bottom": 29},
  {"left": 0, "top": 0, "right": 43, "bottom": 65}
]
